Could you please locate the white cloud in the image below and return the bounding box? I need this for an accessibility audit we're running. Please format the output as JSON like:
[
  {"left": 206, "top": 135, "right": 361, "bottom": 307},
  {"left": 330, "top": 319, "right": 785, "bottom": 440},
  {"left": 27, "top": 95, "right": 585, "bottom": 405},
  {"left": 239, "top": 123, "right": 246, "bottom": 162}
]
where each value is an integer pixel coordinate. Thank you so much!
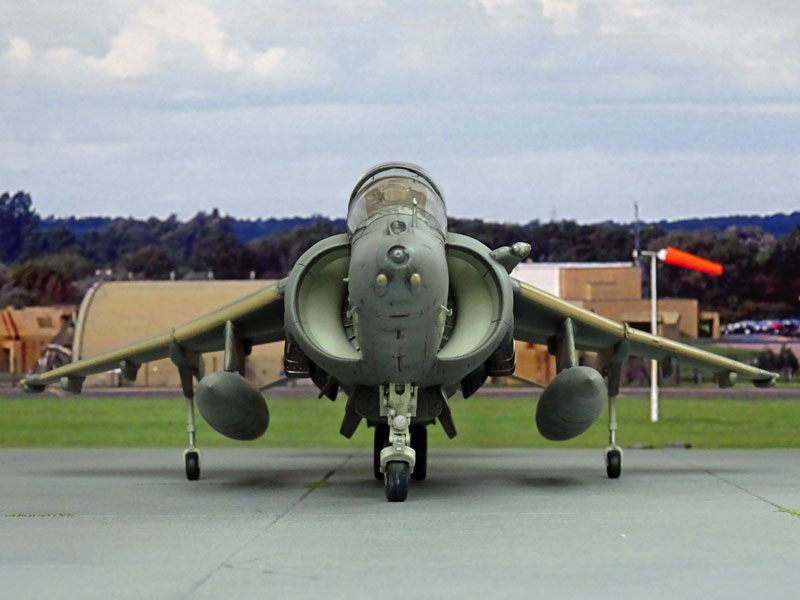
[
  {"left": 594, "top": 2, "right": 800, "bottom": 92},
  {"left": 4, "top": 37, "right": 34, "bottom": 66},
  {"left": 3, "top": 1, "right": 328, "bottom": 88},
  {"left": 474, "top": 0, "right": 522, "bottom": 17},
  {"left": 538, "top": 0, "right": 578, "bottom": 35},
  {"left": 474, "top": 0, "right": 578, "bottom": 34},
  {"left": 135, "top": 2, "right": 243, "bottom": 71},
  {"left": 87, "top": 23, "right": 161, "bottom": 78}
]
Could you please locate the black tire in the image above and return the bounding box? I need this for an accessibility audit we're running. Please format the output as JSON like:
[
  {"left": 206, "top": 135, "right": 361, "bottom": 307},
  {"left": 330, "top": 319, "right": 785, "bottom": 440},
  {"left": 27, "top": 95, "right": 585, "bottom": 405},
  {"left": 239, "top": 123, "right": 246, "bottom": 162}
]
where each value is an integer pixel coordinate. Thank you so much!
[
  {"left": 410, "top": 424, "right": 427, "bottom": 481},
  {"left": 185, "top": 451, "right": 200, "bottom": 481},
  {"left": 606, "top": 449, "right": 622, "bottom": 479},
  {"left": 385, "top": 461, "right": 410, "bottom": 502},
  {"left": 373, "top": 424, "right": 389, "bottom": 480}
]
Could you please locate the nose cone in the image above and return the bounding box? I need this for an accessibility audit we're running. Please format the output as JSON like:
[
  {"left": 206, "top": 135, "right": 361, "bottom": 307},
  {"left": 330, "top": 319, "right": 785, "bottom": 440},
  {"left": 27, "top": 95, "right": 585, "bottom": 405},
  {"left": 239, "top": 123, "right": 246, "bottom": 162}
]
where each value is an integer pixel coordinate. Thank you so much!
[{"left": 388, "top": 245, "right": 409, "bottom": 266}]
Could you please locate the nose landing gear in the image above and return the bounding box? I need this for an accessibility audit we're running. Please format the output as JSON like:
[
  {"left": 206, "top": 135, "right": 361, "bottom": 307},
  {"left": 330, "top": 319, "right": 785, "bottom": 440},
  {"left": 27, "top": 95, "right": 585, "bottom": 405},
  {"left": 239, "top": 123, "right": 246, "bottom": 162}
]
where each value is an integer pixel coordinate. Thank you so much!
[{"left": 374, "top": 383, "right": 420, "bottom": 501}]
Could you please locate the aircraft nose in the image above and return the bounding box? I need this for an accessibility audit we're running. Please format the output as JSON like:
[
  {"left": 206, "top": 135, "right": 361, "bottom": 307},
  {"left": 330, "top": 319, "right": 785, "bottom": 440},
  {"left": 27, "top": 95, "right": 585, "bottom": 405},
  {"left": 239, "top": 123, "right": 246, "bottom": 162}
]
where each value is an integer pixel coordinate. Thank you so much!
[{"left": 387, "top": 245, "right": 409, "bottom": 266}]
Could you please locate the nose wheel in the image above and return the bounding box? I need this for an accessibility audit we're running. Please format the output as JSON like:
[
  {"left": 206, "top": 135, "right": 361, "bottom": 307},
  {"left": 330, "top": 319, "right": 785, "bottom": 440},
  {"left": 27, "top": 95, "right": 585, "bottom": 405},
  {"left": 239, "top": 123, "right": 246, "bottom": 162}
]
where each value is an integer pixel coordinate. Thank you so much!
[{"left": 385, "top": 461, "right": 410, "bottom": 502}]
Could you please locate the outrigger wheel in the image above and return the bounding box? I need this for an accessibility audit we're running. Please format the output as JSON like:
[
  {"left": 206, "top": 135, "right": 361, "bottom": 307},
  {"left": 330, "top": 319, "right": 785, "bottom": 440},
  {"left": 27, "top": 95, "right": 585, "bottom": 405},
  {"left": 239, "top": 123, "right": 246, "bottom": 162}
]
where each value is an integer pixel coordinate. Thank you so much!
[
  {"left": 185, "top": 450, "right": 200, "bottom": 481},
  {"left": 606, "top": 448, "right": 622, "bottom": 479}
]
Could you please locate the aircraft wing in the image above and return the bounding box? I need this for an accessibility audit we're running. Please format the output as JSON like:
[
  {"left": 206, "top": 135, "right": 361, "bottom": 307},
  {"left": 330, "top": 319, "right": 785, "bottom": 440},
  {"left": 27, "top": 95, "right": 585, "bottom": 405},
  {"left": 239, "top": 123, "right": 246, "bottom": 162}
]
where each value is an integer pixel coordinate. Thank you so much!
[
  {"left": 511, "top": 278, "right": 777, "bottom": 387},
  {"left": 21, "top": 280, "right": 286, "bottom": 393}
]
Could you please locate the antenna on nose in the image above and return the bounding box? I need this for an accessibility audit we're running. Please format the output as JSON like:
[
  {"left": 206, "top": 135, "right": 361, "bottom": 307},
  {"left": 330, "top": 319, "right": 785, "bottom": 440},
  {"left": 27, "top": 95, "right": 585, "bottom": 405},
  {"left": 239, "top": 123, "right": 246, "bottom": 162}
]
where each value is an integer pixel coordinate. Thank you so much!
[{"left": 411, "top": 198, "right": 418, "bottom": 228}]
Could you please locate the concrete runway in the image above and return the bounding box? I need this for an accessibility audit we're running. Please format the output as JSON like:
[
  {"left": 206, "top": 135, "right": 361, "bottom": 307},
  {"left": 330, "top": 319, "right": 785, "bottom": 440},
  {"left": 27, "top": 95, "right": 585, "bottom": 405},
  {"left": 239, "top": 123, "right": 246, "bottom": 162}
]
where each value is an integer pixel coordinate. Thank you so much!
[{"left": 2, "top": 448, "right": 799, "bottom": 599}]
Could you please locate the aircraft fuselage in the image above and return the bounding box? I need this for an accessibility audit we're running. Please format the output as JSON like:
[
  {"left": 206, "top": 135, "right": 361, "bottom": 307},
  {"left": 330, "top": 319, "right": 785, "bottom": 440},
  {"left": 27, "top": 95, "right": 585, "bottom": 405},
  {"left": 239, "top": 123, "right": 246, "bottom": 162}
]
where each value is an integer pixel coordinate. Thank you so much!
[{"left": 347, "top": 209, "right": 449, "bottom": 384}]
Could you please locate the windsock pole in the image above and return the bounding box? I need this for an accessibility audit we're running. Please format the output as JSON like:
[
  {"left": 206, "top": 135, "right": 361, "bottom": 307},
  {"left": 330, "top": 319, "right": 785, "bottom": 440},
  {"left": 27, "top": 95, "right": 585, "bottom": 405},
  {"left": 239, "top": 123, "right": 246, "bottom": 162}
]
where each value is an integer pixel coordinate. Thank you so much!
[
  {"left": 636, "top": 247, "right": 723, "bottom": 423},
  {"left": 650, "top": 253, "right": 659, "bottom": 422},
  {"left": 639, "top": 250, "right": 660, "bottom": 422}
]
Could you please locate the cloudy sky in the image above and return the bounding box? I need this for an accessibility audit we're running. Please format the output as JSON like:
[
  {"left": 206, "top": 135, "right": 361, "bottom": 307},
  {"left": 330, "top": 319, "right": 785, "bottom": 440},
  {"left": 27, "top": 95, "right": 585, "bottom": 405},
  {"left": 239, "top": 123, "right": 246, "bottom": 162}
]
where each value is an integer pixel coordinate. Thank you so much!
[{"left": 2, "top": 1, "right": 799, "bottom": 223}]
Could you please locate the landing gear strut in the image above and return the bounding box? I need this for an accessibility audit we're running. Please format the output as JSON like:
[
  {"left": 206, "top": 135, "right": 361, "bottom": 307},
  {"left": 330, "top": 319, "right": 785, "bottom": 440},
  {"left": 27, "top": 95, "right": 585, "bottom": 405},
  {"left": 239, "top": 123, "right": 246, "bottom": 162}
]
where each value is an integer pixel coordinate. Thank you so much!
[
  {"left": 374, "top": 422, "right": 428, "bottom": 483},
  {"left": 377, "top": 383, "right": 418, "bottom": 502}
]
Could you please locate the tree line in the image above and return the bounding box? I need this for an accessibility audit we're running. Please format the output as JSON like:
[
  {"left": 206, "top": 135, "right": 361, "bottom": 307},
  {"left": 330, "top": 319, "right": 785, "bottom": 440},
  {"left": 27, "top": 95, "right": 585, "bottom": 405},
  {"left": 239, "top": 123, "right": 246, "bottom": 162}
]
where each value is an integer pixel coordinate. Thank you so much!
[{"left": 1, "top": 191, "right": 798, "bottom": 323}]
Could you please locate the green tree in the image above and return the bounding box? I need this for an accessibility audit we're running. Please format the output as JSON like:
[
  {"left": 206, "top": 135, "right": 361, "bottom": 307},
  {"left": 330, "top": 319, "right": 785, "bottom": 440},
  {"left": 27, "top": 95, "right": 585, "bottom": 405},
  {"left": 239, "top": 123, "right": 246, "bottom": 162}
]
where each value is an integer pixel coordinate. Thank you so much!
[
  {"left": 190, "top": 228, "right": 253, "bottom": 279},
  {"left": 0, "top": 191, "right": 39, "bottom": 263},
  {"left": 22, "top": 224, "right": 82, "bottom": 260},
  {"left": 8, "top": 254, "right": 91, "bottom": 305},
  {"left": 250, "top": 221, "right": 344, "bottom": 277},
  {"left": 765, "top": 225, "right": 800, "bottom": 312},
  {"left": 120, "top": 245, "right": 176, "bottom": 279}
]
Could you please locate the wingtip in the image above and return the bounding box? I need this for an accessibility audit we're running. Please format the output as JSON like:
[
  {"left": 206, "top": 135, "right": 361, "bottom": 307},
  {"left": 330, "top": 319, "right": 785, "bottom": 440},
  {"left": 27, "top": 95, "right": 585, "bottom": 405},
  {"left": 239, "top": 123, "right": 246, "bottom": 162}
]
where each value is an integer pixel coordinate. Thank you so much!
[
  {"left": 20, "top": 378, "right": 46, "bottom": 394},
  {"left": 753, "top": 373, "right": 778, "bottom": 389}
]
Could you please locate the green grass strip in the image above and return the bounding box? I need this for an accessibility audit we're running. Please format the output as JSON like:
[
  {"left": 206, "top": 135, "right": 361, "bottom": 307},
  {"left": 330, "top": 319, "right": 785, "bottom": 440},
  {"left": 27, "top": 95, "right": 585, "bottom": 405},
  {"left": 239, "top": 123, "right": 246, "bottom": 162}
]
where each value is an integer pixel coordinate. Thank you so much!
[{"left": 1, "top": 395, "right": 799, "bottom": 448}]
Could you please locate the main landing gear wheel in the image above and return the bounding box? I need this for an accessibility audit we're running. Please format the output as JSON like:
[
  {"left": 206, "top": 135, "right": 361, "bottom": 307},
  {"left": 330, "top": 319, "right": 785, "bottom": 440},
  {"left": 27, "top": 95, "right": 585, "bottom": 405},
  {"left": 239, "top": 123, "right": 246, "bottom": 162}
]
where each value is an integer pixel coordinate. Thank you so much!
[
  {"left": 606, "top": 448, "right": 622, "bottom": 479},
  {"left": 373, "top": 423, "right": 390, "bottom": 480},
  {"left": 385, "top": 461, "right": 410, "bottom": 502},
  {"left": 410, "top": 423, "right": 427, "bottom": 481},
  {"left": 185, "top": 450, "right": 200, "bottom": 481}
]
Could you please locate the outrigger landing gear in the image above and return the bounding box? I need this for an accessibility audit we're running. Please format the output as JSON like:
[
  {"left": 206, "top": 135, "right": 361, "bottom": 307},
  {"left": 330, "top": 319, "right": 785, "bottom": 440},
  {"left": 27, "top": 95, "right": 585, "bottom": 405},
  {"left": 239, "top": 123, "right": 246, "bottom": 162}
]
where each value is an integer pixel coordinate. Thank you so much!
[
  {"left": 378, "top": 383, "right": 417, "bottom": 502},
  {"left": 172, "top": 350, "right": 204, "bottom": 482},
  {"left": 602, "top": 344, "right": 626, "bottom": 480},
  {"left": 605, "top": 392, "right": 622, "bottom": 479}
]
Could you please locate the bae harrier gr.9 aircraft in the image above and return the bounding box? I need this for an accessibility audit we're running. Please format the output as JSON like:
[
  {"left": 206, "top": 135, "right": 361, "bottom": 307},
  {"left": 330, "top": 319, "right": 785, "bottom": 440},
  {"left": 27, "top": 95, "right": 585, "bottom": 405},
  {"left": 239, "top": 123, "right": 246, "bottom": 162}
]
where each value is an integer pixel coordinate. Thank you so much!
[{"left": 22, "top": 162, "right": 778, "bottom": 502}]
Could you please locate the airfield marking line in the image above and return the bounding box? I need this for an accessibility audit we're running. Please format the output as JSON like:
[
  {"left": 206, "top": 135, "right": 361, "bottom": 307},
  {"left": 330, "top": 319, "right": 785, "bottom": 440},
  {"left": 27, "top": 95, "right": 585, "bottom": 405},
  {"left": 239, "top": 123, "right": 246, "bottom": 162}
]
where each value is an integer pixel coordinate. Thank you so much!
[
  {"left": 701, "top": 470, "right": 785, "bottom": 510},
  {"left": 181, "top": 452, "right": 354, "bottom": 598},
  {"left": 663, "top": 449, "right": 788, "bottom": 511}
]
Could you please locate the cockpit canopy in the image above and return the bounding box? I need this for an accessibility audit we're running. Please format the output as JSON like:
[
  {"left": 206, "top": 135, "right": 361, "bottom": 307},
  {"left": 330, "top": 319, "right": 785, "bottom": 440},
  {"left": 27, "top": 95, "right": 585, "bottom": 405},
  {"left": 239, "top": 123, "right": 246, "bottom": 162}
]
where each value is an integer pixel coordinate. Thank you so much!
[{"left": 347, "top": 162, "right": 447, "bottom": 236}]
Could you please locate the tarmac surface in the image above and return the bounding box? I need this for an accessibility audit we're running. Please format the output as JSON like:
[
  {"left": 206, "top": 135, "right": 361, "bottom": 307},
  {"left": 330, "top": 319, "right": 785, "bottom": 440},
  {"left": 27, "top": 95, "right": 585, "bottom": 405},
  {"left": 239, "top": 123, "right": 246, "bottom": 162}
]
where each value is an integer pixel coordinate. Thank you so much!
[{"left": 2, "top": 448, "right": 800, "bottom": 599}]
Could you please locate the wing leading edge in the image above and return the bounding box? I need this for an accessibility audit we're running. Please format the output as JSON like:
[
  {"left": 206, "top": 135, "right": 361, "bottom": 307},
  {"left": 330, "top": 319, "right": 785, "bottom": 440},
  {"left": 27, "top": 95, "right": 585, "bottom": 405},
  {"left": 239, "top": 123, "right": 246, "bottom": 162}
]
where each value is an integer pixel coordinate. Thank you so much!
[
  {"left": 22, "top": 280, "right": 286, "bottom": 393},
  {"left": 511, "top": 278, "right": 777, "bottom": 387}
]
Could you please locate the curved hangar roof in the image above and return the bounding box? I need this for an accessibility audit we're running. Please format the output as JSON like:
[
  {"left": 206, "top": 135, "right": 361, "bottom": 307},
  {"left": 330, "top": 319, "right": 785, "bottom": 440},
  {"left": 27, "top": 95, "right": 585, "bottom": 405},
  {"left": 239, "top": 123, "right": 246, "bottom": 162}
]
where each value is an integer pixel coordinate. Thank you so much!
[{"left": 75, "top": 281, "right": 283, "bottom": 388}]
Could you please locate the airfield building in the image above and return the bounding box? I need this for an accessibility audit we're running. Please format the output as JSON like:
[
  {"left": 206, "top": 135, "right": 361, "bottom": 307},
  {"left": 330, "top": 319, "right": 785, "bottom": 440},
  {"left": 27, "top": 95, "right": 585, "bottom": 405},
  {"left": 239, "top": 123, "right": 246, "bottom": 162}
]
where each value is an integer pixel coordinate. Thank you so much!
[
  {"left": 510, "top": 262, "right": 719, "bottom": 383},
  {"left": 1, "top": 305, "right": 75, "bottom": 376}
]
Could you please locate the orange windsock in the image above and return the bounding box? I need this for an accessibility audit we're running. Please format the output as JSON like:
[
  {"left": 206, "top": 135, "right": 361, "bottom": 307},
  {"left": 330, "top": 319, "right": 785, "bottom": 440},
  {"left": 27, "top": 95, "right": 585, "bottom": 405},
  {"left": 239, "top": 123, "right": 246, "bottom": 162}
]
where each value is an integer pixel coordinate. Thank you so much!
[{"left": 657, "top": 247, "right": 723, "bottom": 276}]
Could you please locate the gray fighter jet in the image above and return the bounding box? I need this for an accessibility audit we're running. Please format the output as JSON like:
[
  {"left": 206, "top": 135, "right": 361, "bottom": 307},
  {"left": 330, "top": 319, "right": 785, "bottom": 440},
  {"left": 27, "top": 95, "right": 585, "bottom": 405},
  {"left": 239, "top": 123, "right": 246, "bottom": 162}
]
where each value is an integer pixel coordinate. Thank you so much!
[{"left": 22, "top": 162, "right": 777, "bottom": 502}]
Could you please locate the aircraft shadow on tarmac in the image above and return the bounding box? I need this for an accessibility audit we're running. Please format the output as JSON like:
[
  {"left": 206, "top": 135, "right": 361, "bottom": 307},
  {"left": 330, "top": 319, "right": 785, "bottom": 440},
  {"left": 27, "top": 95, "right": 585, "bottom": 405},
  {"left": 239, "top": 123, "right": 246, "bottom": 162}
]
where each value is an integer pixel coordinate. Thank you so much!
[{"left": 40, "top": 453, "right": 750, "bottom": 498}]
